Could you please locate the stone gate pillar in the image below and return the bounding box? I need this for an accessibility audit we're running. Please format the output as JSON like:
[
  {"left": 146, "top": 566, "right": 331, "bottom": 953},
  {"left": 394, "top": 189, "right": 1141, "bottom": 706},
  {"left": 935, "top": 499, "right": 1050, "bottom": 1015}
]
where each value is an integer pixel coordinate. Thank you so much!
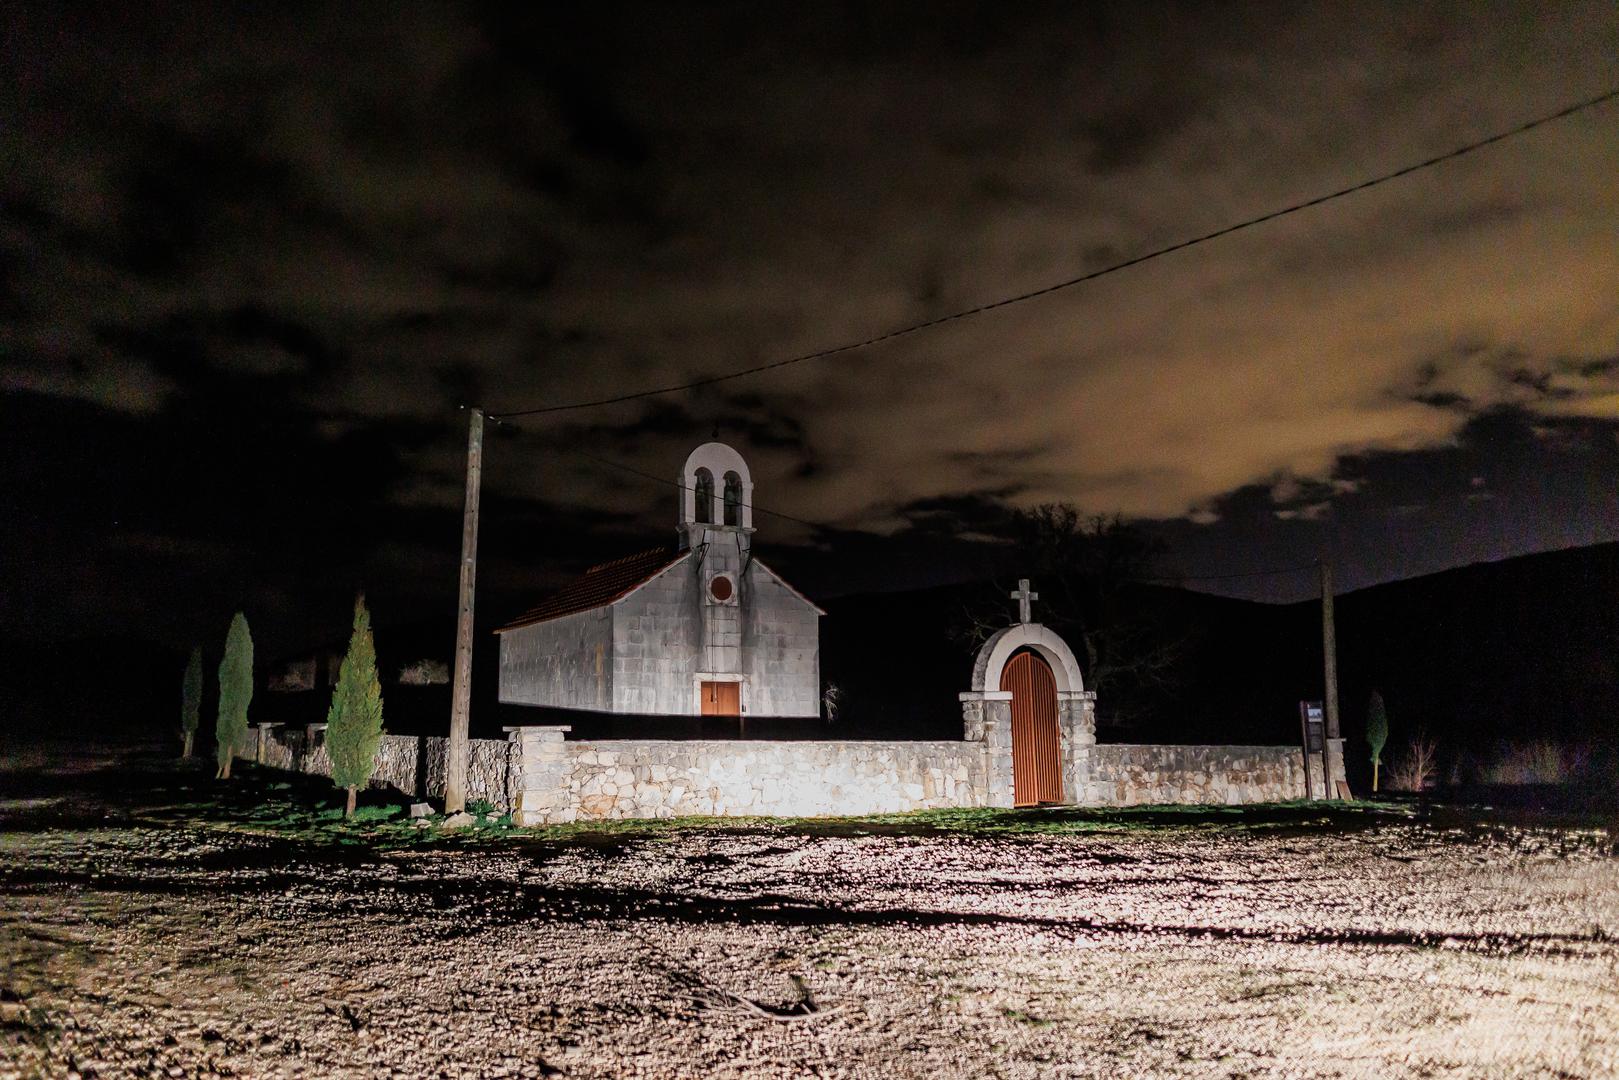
[
  {"left": 1057, "top": 691, "right": 1098, "bottom": 804},
  {"left": 505, "top": 725, "right": 572, "bottom": 826},
  {"left": 959, "top": 690, "right": 1015, "bottom": 808}
]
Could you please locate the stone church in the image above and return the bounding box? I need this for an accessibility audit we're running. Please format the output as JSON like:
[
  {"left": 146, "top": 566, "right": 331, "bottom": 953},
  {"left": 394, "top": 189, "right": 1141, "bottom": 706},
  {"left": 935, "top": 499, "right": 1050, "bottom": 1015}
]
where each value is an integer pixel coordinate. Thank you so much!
[{"left": 496, "top": 442, "right": 823, "bottom": 718}]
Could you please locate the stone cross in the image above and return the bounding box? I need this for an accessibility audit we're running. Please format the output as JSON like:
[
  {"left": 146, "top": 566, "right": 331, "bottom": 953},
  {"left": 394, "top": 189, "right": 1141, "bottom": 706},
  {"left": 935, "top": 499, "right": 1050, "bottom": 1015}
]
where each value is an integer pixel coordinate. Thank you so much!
[{"left": 1010, "top": 578, "right": 1038, "bottom": 624}]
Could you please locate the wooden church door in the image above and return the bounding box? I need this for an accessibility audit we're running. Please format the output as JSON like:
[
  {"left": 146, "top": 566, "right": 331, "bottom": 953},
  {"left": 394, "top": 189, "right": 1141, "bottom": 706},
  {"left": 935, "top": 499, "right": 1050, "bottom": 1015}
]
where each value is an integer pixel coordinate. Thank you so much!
[
  {"left": 700, "top": 680, "right": 741, "bottom": 717},
  {"left": 1001, "top": 649, "right": 1063, "bottom": 806}
]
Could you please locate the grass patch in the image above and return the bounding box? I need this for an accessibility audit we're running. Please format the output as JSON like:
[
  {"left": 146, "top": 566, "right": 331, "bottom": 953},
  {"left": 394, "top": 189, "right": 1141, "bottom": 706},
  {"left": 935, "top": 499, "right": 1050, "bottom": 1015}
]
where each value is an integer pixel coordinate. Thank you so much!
[
  {"left": 140, "top": 761, "right": 1410, "bottom": 850},
  {"left": 1002, "top": 1007, "right": 1055, "bottom": 1028},
  {"left": 131, "top": 765, "right": 527, "bottom": 850},
  {"left": 776, "top": 799, "right": 1407, "bottom": 837}
]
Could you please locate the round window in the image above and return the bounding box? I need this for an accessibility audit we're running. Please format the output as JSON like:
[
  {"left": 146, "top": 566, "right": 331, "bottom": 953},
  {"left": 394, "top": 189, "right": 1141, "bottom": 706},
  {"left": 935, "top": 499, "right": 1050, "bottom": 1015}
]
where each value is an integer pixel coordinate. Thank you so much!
[{"left": 709, "top": 575, "right": 734, "bottom": 602}]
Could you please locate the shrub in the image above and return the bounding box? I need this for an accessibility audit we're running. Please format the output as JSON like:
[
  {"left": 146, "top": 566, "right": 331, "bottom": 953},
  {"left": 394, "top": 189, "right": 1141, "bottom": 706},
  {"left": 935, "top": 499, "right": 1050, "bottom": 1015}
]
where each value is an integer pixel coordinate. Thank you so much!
[
  {"left": 397, "top": 658, "right": 449, "bottom": 685},
  {"left": 1485, "top": 741, "right": 1591, "bottom": 786},
  {"left": 1386, "top": 732, "right": 1438, "bottom": 793},
  {"left": 1366, "top": 691, "right": 1389, "bottom": 792},
  {"left": 215, "top": 613, "right": 253, "bottom": 780},
  {"left": 180, "top": 645, "right": 203, "bottom": 759},
  {"left": 326, "top": 594, "right": 385, "bottom": 818},
  {"left": 822, "top": 683, "right": 844, "bottom": 724},
  {"left": 1444, "top": 749, "right": 1480, "bottom": 788}
]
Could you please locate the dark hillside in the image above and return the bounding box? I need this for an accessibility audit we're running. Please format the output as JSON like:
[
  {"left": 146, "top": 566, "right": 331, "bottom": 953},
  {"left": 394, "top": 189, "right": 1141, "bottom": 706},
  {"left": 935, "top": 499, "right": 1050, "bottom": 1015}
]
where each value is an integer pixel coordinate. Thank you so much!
[
  {"left": 822, "top": 542, "right": 1619, "bottom": 773},
  {"left": 9, "top": 544, "right": 1613, "bottom": 772},
  {"left": 820, "top": 581, "right": 1315, "bottom": 745},
  {"left": 1326, "top": 541, "right": 1619, "bottom": 774}
]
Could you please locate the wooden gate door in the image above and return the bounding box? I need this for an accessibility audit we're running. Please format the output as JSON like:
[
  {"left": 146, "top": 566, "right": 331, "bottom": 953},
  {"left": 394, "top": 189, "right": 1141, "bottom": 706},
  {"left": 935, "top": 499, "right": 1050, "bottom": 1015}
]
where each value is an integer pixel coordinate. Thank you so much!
[
  {"left": 1001, "top": 649, "right": 1063, "bottom": 806},
  {"left": 700, "top": 680, "right": 741, "bottom": 717}
]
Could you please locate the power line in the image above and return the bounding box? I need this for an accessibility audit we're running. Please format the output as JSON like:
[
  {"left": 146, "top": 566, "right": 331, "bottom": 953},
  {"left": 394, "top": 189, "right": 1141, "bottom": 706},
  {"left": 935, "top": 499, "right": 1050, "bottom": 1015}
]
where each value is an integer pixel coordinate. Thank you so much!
[
  {"left": 561, "top": 446, "right": 1328, "bottom": 582},
  {"left": 490, "top": 87, "right": 1619, "bottom": 420},
  {"left": 541, "top": 439, "right": 1336, "bottom": 586}
]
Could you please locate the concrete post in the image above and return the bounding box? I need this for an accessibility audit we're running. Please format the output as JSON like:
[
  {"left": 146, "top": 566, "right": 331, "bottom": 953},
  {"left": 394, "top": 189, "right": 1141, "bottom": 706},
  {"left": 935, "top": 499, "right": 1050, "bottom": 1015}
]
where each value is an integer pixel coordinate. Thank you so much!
[
  {"left": 446, "top": 407, "right": 484, "bottom": 814},
  {"left": 1321, "top": 560, "right": 1341, "bottom": 799},
  {"left": 253, "top": 722, "right": 282, "bottom": 765}
]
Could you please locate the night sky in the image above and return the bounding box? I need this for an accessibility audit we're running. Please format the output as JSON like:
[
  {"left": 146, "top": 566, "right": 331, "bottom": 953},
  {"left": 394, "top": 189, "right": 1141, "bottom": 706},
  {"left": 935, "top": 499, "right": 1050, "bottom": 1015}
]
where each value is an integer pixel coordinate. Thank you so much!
[{"left": 4, "top": 3, "right": 1617, "bottom": 656}]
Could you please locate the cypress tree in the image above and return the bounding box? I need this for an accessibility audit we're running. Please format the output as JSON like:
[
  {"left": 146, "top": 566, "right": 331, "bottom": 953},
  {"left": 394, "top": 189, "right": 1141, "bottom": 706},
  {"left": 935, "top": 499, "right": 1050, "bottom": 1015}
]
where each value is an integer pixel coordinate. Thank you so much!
[
  {"left": 326, "top": 593, "right": 384, "bottom": 817},
  {"left": 180, "top": 646, "right": 203, "bottom": 759},
  {"left": 215, "top": 612, "right": 253, "bottom": 780},
  {"left": 1366, "top": 690, "right": 1389, "bottom": 793}
]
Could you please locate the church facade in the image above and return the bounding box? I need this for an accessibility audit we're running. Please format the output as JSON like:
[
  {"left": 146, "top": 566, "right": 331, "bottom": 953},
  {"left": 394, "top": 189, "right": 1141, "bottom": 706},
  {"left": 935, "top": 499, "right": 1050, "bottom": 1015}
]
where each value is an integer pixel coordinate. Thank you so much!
[{"left": 496, "top": 442, "right": 823, "bottom": 718}]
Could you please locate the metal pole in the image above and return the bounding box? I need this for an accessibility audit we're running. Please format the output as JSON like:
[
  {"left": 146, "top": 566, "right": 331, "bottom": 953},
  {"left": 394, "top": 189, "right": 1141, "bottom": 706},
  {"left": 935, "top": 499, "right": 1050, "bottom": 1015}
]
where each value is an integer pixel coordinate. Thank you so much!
[
  {"left": 1298, "top": 701, "right": 1313, "bottom": 801},
  {"left": 1321, "top": 559, "right": 1339, "bottom": 799},
  {"left": 445, "top": 407, "right": 483, "bottom": 814}
]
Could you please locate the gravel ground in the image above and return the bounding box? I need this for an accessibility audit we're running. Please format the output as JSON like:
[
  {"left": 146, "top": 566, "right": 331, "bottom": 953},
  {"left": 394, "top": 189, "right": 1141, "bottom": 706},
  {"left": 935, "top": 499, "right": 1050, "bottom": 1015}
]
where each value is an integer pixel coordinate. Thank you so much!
[{"left": 2, "top": 746, "right": 1617, "bottom": 1079}]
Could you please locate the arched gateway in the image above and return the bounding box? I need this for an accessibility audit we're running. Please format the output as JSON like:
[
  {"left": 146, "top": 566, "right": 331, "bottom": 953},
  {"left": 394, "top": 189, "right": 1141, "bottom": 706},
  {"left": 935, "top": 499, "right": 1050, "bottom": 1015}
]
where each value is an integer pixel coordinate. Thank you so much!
[
  {"left": 960, "top": 581, "right": 1098, "bottom": 808},
  {"left": 1002, "top": 649, "right": 1062, "bottom": 805}
]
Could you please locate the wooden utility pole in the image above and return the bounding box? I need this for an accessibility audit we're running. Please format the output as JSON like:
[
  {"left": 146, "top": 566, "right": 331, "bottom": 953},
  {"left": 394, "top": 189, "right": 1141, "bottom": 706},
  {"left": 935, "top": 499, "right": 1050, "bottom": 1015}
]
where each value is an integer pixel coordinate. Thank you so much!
[
  {"left": 445, "top": 407, "right": 483, "bottom": 815},
  {"left": 1320, "top": 559, "right": 1340, "bottom": 799}
]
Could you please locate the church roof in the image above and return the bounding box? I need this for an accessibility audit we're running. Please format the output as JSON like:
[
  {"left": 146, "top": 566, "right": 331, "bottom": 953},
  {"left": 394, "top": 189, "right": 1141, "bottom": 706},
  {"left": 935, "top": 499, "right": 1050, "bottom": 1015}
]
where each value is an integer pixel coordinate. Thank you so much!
[{"left": 495, "top": 548, "right": 690, "bottom": 633}]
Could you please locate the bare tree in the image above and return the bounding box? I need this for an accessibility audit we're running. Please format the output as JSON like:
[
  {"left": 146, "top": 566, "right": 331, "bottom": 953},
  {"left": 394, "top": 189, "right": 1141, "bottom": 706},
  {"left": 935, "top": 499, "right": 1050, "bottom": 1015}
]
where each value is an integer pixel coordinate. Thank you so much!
[
  {"left": 1387, "top": 732, "right": 1439, "bottom": 793},
  {"left": 954, "top": 505, "right": 1187, "bottom": 726}
]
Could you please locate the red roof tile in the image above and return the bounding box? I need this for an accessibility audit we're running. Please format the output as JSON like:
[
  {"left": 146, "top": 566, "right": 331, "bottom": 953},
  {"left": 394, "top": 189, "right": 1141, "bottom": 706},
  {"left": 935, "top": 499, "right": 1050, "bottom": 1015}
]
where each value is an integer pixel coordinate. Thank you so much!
[{"left": 495, "top": 548, "right": 688, "bottom": 633}]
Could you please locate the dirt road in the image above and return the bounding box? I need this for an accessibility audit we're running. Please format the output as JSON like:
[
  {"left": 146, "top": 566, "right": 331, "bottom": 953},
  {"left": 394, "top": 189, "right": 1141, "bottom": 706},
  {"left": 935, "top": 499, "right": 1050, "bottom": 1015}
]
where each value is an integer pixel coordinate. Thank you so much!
[{"left": 2, "top": 747, "right": 1616, "bottom": 1078}]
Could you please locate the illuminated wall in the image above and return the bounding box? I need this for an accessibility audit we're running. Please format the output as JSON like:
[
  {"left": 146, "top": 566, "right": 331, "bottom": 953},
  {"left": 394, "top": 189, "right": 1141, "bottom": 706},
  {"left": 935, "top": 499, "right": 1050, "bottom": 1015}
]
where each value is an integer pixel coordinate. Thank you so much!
[
  {"left": 1083, "top": 741, "right": 1348, "bottom": 805},
  {"left": 497, "top": 556, "right": 820, "bottom": 718},
  {"left": 246, "top": 724, "right": 1349, "bottom": 824},
  {"left": 509, "top": 727, "right": 987, "bottom": 824}
]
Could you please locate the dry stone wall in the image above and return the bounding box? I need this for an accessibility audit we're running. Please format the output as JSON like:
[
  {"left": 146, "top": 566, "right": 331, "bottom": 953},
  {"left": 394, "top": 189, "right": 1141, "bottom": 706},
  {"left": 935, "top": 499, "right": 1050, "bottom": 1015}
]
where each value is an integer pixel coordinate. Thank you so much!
[
  {"left": 252, "top": 729, "right": 513, "bottom": 811},
  {"left": 1082, "top": 741, "right": 1346, "bottom": 806},
  {"left": 247, "top": 724, "right": 1346, "bottom": 823},
  {"left": 511, "top": 733, "right": 989, "bottom": 825}
]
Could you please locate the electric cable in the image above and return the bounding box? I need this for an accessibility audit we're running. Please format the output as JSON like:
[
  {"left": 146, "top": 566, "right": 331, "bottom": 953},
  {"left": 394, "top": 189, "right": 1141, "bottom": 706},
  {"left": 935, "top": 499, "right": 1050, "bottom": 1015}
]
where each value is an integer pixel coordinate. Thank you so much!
[{"left": 489, "top": 88, "right": 1618, "bottom": 419}]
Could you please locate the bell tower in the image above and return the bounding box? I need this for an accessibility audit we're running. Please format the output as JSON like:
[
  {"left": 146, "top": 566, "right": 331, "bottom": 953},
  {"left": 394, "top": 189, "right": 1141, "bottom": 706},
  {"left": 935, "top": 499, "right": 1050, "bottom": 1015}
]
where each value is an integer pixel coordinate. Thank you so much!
[
  {"left": 678, "top": 441, "right": 754, "bottom": 686},
  {"left": 677, "top": 441, "right": 754, "bottom": 552}
]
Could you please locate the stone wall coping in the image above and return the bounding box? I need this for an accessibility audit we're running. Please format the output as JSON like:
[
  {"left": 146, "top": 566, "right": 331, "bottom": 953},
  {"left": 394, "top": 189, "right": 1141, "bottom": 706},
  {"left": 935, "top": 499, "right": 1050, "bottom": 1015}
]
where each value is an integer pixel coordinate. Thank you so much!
[
  {"left": 253, "top": 721, "right": 284, "bottom": 729},
  {"left": 958, "top": 690, "right": 1014, "bottom": 702},
  {"left": 561, "top": 738, "right": 979, "bottom": 751},
  {"left": 1096, "top": 742, "right": 1332, "bottom": 752},
  {"left": 503, "top": 725, "right": 573, "bottom": 733},
  {"left": 1057, "top": 691, "right": 1098, "bottom": 702}
]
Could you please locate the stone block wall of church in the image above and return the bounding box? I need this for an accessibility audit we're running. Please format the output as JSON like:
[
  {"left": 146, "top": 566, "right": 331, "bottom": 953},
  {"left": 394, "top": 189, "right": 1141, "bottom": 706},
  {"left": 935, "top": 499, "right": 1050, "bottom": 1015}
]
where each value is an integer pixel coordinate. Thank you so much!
[
  {"left": 605, "top": 560, "right": 820, "bottom": 717},
  {"left": 611, "top": 565, "right": 702, "bottom": 714},
  {"left": 739, "top": 566, "right": 821, "bottom": 718},
  {"left": 499, "top": 607, "right": 614, "bottom": 712}
]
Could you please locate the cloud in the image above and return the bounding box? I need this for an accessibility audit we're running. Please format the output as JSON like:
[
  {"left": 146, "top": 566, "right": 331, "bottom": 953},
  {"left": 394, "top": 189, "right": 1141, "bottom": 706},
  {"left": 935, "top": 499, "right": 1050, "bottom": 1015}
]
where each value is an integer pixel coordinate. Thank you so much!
[
  {"left": 1274, "top": 501, "right": 1332, "bottom": 522},
  {"left": 3, "top": 1, "right": 1616, "bottom": 556}
]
